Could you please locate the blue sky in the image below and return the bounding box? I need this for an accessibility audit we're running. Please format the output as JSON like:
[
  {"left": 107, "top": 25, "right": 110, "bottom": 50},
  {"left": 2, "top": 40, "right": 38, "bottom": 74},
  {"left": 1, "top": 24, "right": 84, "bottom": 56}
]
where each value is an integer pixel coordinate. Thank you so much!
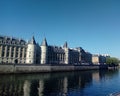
[{"left": 0, "top": 0, "right": 120, "bottom": 58}]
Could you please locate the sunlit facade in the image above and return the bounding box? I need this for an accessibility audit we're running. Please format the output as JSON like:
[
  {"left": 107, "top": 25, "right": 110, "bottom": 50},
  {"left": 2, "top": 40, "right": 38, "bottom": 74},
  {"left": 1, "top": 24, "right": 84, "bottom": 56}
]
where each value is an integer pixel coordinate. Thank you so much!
[
  {"left": 0, "top": 36, "right": 26, "bottom": 63},
  {"left": 92, "top": 54, "right": 109, "bottom": 65},
  {"left": 0, "top": 35, "right": 107, "bottom": 65}
]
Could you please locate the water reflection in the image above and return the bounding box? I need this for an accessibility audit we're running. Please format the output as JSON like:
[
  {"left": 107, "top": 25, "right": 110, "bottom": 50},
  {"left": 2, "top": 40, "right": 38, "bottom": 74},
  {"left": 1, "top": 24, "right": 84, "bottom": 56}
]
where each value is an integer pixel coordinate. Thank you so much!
[{"left": 0, "top": 70, "right": 118, "bottom": 96}]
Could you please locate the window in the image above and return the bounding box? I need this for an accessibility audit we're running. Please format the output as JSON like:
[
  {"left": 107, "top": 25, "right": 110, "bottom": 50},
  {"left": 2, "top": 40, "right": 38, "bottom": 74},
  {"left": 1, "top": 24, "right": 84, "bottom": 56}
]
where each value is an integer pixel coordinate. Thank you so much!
[
  {"left": 8, "top": 41, "right": 11, "bottom": 44},
  {"left": 0, "top": 40, "right": 2, "bottom": 44},
  {"left": 21, "top": 42, "right": 25, "bottom": 45},
  {"left": 3, "top": 41, "right": 6, "bottom": 44},
  {"left": 12, "top": 41, "right": 15, "bottom": 44},
  {"left": 11, "top": 53, "right": 14, "bottom": 57},
  {"left": 7, "top": 47, "right": 10, "bottom": 51},
  {"left": 2, "top": 52, "right": 4, "bottom": 57},
  {"left": 7, "top": 52, "right": 9, "bottom": 57},
  {"left": 20, "top": 53, "right": 22, "bottom": 58}
]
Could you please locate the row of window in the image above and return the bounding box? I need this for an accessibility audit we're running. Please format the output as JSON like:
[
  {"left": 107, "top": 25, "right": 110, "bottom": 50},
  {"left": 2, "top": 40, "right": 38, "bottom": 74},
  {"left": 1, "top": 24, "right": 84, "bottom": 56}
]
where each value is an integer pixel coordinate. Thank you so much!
[
  {"left": 1, "top": 51, "right": 26, "bottom": 58},
  {"left": 1, "top": 46, "right": 25, "bottom": 52},
  {"left": 0, "top": 40, "right": 25, "bottom": 45},
  {"left": 0, "top": 60, "right": 26, "bottom": 64},
  {"left": 48, "top": 53, "right": 65, "bottom": 61}
]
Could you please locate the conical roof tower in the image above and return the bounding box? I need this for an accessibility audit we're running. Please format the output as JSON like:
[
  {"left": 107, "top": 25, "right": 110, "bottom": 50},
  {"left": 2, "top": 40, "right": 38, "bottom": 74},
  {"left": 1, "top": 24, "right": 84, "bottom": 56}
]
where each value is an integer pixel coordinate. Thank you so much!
[
  {"left": 28, "top": 36, "right": 36, "bottom": 44},
  {"left": 41, "top": 38, "right": 48, "bottom": 46},
  {"left": 41, "top": 38, "right": 48, "bottom": 64},
  {"left": 26, "top": 36, "right": 36, "bottom": 64},
  {"left": 63, "top": 41, "right": 68, "bottom": 48}
]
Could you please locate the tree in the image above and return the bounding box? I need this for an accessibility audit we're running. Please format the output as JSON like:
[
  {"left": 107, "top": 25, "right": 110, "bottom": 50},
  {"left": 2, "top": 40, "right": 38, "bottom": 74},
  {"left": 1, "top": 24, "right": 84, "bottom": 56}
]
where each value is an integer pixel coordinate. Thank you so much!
[{"left": 106, "top": 57, "right": 120, "bottom": 66}]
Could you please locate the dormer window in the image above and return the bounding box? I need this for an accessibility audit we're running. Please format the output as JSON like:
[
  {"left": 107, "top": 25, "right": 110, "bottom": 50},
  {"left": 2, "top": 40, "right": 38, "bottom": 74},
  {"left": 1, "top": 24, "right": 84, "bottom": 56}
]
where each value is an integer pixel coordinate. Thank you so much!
[
  {"left": 0, "top": 40, "right": 2, "bottom": 44},
  {"left": 8, "top": 41, "right": 11, "bottom": 44},
  {"left": 12, "top": 41, "right": 15, "bottom": 44}
]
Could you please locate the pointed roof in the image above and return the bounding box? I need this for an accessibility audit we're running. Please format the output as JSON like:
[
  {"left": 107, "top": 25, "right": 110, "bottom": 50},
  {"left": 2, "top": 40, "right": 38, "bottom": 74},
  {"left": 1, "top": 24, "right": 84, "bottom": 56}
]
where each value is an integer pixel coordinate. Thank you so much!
[
  {"left": 41, "top": 38, "right": 48, "bottom": 46},
  {"left": 28, "top": 36, "right": 36, "bottom": 44},
  {"left": 63, "top": 41, "right": 68, "bottom": 48}
]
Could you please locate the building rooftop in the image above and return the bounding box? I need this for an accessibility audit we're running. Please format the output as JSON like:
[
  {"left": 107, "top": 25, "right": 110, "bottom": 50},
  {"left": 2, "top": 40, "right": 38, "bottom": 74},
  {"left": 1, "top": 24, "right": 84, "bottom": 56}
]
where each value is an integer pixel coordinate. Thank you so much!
[
  {"left": 28, "top": 36, "right": 36, "bottom": 45},
  {"left": 41, "top": 38, "right": 48, "bottom": 46}
]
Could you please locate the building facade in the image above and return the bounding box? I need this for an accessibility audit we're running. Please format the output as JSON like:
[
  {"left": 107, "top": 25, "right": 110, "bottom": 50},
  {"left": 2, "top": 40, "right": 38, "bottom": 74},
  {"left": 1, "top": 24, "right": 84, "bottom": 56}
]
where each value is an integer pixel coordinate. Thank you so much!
[
  {"left": 92, "top": 54, "right": 109, "bottom": 65},
  {"left": 0, "top": 36, "right": 26, "bottom": 64},
  {"left": 0, "top": 35, "right": 107, "bottom": 65}
]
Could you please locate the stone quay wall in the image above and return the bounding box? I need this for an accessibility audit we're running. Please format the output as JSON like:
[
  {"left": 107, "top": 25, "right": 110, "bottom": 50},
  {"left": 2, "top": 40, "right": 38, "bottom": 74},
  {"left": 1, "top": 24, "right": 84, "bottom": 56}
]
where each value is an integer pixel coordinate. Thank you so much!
[{"left": 0, "top": 64, "right": 108, "bottom": 74}]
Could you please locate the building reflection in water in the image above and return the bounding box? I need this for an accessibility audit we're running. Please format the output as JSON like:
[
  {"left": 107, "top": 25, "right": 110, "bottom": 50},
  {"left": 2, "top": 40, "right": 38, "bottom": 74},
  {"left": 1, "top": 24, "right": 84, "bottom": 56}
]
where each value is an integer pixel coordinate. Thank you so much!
[
  {"left": 92, "top": 71, "right": 100, "bottom": 82},
  {"left": 38, "top": 80, "right": 44, "bottom": 96},
  {"left": 0, "top": 70, "right": 118, "bottom": 96},
  {"left": 62, "top": 77, "right": 68, "bottom": 96},
  {"left": 23, "top": 80, "right": 30, "bottom": 96},
  {"left": 0, "top": 76, "right": 23, "bottom": 96}
]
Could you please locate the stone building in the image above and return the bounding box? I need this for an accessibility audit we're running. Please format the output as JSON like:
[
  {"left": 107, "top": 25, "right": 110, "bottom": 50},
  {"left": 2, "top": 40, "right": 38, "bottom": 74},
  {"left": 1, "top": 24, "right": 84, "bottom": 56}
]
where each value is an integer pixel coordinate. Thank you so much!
[
  {"left": 26, "top": 36, "right": 37, "bottom": 64},
  {"left": 92, "top": 54, "right": 108, "bottom": 65},
  {"left": 0, "top": 36, "right": 26, "bottom": 64},
  {"left": 41, "top": 39, "right": 81, "bottom": 64},
  {"left": 0, "top": 35, "right": 100, "bottom": 65}
]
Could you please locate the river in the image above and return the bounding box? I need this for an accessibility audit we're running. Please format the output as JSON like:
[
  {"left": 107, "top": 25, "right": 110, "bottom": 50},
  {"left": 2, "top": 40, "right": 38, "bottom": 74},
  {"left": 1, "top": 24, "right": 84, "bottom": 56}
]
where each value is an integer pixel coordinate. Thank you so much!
[{"left": 0, "top": 69, "right": 120, "bottom": 96}]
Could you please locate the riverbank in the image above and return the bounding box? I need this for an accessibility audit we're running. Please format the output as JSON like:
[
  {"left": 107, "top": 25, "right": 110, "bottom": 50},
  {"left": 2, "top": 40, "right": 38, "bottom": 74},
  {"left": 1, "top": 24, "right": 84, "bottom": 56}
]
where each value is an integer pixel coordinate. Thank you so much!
[{"left": 0, "top": 64, "right": 109, "bottom": 74}]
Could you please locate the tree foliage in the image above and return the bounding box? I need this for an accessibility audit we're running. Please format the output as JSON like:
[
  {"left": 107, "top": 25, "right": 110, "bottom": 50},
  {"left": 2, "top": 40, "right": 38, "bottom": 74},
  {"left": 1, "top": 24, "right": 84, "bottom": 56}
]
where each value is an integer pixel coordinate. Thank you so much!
[{"left": 106, "top": 57, "right": 120, "bottom": 66}]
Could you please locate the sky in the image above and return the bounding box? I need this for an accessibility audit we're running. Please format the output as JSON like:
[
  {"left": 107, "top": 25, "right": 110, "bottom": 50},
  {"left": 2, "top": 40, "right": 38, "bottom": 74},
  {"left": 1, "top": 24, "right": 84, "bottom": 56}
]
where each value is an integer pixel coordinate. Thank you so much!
[{"left": 0, "top": 0, "right": 120, "bottom": 58}]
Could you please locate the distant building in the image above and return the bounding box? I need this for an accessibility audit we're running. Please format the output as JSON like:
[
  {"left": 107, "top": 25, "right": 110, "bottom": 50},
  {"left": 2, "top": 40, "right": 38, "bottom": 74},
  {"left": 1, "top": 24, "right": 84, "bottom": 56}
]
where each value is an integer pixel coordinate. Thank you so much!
[
  {"left": 0, "top": 35, "right": 108, "bottom": 65},
  {"left": 92, "top": 54, "right": 108, "bottom": 65}
]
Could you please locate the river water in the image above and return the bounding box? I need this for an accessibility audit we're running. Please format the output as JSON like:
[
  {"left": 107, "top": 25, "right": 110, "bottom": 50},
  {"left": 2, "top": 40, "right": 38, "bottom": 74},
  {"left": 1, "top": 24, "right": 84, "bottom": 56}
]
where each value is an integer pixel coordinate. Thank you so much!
[{"left": 0, "top": 69, "right": 120, "bottom": 96}]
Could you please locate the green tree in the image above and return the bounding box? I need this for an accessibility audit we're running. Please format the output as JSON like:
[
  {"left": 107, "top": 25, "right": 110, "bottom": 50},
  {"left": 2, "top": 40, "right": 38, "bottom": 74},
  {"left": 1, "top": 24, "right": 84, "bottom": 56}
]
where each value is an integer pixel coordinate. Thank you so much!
[{"left": 106, "top": 57, "right": 120, "bottom": 66}]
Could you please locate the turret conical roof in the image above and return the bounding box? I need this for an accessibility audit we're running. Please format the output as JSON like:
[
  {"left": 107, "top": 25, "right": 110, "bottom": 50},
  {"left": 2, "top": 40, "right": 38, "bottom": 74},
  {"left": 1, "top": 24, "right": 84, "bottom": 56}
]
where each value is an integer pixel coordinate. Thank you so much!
[
  {"left": 28, "top": 36, "right": 36, "bottom": 44},
  {"left": 63, "top": 41, "right": 68, "bottom": 48},
  {"left": 41, "top": 38, "right": 48, "bottom": 46}
]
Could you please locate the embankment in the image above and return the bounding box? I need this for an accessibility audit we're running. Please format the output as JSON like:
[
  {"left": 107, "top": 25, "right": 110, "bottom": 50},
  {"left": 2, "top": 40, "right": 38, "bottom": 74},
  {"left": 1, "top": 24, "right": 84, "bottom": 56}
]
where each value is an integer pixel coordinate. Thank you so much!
[{"left": 0, "top": 64, "right": 108, "bottom": 74}]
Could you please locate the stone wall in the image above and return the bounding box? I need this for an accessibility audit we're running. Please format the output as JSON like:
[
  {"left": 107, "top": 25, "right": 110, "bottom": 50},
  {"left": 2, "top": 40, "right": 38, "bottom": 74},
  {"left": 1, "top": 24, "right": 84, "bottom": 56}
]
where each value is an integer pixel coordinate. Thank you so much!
[
  {"left": 15, "top": 65, "right": 51, "bottom": 73},
  {"left": 0, "top": 64, "right": 14, "bottom": 73},
  {"left": 0, "top": 64, "right": 108, "bottom": 74}
]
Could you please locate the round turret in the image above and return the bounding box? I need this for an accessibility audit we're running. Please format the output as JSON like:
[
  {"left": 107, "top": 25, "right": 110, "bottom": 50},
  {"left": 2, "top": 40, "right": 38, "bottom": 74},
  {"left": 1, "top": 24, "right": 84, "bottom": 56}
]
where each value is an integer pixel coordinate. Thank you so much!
[
  {"left": 41, "top": 38, "right": 48, "bottom": 64},
  {"left": 63, "top": 42, "right": 69, "bottom": 64},
  {"left": 26, "top": 36, "right": 36, "bottom": 64}
]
